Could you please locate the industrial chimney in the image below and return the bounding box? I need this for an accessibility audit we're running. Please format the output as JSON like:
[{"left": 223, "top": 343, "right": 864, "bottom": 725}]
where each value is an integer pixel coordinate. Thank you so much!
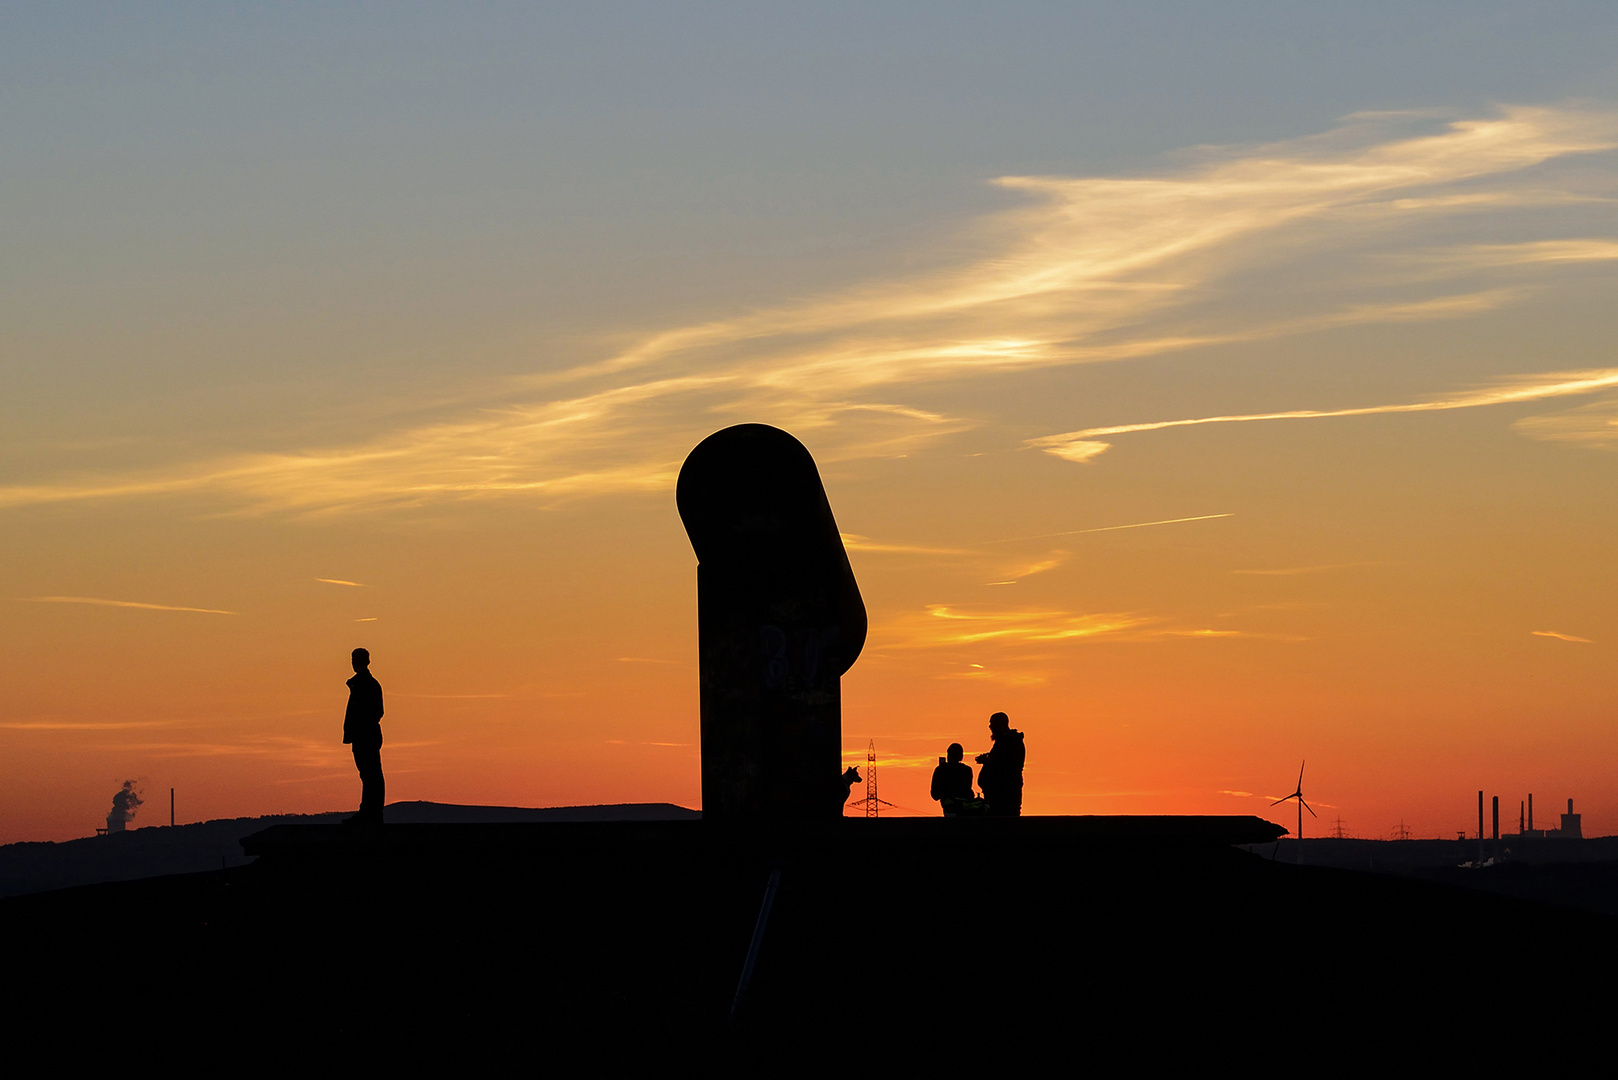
[{"left": 1561, "top": 798, "right": 1582, "bottom": 840}]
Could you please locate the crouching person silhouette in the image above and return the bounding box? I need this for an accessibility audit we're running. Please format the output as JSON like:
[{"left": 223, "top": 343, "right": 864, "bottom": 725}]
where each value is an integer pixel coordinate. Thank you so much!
[
  {"left": 930, "top": 743, "right": 982, "bottom": 816},
  {"left": 343, "top": 648, "right": 385, "bottom": 825},
  {"left": 974, "top": 712, "right": 1025, "bottom": 817}
]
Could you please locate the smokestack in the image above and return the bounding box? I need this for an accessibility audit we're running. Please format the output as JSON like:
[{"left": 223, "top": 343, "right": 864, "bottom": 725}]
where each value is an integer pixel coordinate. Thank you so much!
[
  {"left": 170, "top": 787, "right": 174, "bottom": 828},
  {"left": 1520, "top": 800, "right": 1525, "bottom": 834},
  {"left": 1529, "top": 793, "right": 1534, "bottom": 832},
  {"left": 1492, "top": 796, "right": 1499, "bottom": 841},
  {"left": 105, "top": 780, "right": 142, "bottom": 834},
  {"left": 1478, "top": 791, "right": 1484, "bottom": 841},
  {"left": 1562, "top": 798, "right": 1582, "bottom": 840}
]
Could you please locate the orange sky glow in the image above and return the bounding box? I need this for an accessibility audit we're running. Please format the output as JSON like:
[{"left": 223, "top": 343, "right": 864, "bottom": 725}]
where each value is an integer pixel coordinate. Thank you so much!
[{"left": 4, "top": 11, "right": 1618, "bottom": 844}]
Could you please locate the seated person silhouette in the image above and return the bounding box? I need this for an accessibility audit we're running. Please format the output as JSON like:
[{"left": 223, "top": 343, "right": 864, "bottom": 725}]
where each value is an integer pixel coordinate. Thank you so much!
[
  {"left": 974, "top": 711, "right": 1025, "bottom": 817},
  {"left": 343, "top": 647, "right": 385, "bottom": 825},
  {"left": 930, "top": 743, "right": 981, "bottom": 816}
]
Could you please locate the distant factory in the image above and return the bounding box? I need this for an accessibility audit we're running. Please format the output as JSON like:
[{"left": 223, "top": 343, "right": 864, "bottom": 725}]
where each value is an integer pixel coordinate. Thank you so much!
[
  {"left": 1476, "top": 791, "right": 1582, "bottom": 844},
  {"left": 1263, "top": 792, "right": 1601, "bottom": 874},
  {"left": 1516, "top": 795, "right": 1582, "bottom": 841}
]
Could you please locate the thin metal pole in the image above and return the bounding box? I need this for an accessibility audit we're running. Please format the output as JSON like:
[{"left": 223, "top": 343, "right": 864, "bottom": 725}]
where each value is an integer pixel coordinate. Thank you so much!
[
  {"left": 170, "top": 788, "right": 175, "bottom": 828},
  {"left": 730, "top": 868, "right": 782, "bottom": 1020}
]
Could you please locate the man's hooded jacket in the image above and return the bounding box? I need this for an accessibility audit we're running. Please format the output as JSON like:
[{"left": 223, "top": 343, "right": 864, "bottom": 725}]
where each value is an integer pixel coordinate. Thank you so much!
[{"left": 977, "top": 728, "right": 1025, "bottom": 800}]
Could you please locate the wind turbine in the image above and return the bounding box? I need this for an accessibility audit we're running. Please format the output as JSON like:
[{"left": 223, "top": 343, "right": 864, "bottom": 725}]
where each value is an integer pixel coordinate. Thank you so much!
[{"left": 1272, "top": 760, "right": 1316, "bottom": 839}]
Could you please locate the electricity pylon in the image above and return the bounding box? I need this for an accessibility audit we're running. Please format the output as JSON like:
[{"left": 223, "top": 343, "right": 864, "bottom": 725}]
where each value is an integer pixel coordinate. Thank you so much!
[{"left": 845, "top": 739, "right": 898, "bottom": 817}]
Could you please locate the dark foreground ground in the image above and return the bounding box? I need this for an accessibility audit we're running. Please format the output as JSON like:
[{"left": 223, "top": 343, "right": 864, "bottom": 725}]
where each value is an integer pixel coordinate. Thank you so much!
[
  {"left": 3, "top": 817, "right": 1614, "bottom": 1071},
  {"left": 1257, "top": 834, "right": 1618, "bottom": 919}
]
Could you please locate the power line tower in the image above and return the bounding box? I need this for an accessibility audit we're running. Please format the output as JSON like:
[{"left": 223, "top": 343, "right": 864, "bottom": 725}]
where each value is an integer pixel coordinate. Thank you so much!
[
  {"left": 844, "top": 739, "right": 899, "bottom": 817},
  {"left": 865, "top": 739, "right": 878, "bottom": 819},
  {"left": 1330, "top": 816, "right": 1350, "bottom": 839},
  {"left": 1390, "top": 819, "right": 1412, "bottom": 841}
]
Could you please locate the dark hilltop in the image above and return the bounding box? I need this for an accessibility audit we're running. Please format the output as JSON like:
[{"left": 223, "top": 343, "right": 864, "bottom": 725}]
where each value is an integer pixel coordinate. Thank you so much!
[{"left": 0, "top": 801, "right": 698, "bottom": 899}]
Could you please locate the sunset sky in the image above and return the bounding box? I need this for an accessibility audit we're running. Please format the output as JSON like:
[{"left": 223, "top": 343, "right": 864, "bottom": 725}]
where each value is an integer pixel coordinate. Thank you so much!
[{"left": 5, "top": 3, "right": 1618, "bottom": 844}]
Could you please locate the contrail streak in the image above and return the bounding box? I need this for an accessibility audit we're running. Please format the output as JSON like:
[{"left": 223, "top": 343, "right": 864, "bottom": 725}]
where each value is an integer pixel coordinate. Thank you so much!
[
  {"left": 1030, "top": 367, "right": 1618, "bottom": 460},
  {"left": 981, "top": 513, "right": 1233, "bottom": 544},
  {"left": 22, "top": 596, "right": 237, "bottom": 615}
]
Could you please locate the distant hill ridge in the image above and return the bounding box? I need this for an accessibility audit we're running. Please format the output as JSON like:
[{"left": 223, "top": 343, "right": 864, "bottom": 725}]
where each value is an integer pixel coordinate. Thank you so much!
[{"left": 0, "top": 801, "right": 699, "bottom": 899}]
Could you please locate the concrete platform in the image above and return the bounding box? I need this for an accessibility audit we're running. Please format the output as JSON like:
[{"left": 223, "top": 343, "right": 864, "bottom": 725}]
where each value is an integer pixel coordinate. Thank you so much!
[
  {"left": 239, "top": 813, "right": 1286, "bottom": 859},
  {"left": 8, "top": 808, "right": 1614, "bottom": 1070}
]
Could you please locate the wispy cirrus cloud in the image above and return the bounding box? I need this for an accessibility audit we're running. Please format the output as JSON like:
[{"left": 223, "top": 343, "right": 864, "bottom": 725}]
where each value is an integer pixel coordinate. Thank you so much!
[
  {"left": 923, "top": 605, "right": 1144, "bottom": 644},
  {"left": 1532, "top": 629, "right": 1594, "bottom": 643},
  {"left": 391, "top": 692, "right": 513, "bottom": 699},
  {"left": 21, "top": 595, "right": 236, "bottom": 615},
  {"left": 1401, "top": 239, "right": 1618, "bottom": 276},
  {"left": 981, "top": 513, "right": 1234, "bottom": 544},
  {"left": 874, "top": 603, "right": 1300, "bottom": 653},
  {"left": 847, "top": 512, "right": 1233, "bottom": 559},
  {"left": 982, "top": 555, "right": 1066, "bottom": 586},
  {"left": 838, "top": 749, "right": 950, "bottom": 770},
  {"left": 840, "top": 533, "right": 971, "bottom": 556},
  {"left": 937, "top": 664, "right": 1052, "bottom": 686},
  {"left": 4, "top": 105, "right": 1616, "bottom": 513},
  {"left": 0, "top": 720, "right": 179, "bottom": 731},
  {"left": 1233, "top": 562, "right": 1375, "bottom": 576},
  {"left": 882, "top": 605, "right": 1150, "bottom": 648},
  {"left": 1514, "top": 397, "right": 1618, "bottom": 448},
  {"left": 104, "top": 735, "right": 343, "bottom": 768}
]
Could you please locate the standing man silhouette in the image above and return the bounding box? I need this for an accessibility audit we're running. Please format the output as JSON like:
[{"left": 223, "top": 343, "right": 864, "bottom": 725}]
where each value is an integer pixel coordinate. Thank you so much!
[
  {"left": 974, "top": 712, "right": 1025, "bottom": 817},
  {"left": 343, "top": 647, "right": 385, "bottom": 825}
]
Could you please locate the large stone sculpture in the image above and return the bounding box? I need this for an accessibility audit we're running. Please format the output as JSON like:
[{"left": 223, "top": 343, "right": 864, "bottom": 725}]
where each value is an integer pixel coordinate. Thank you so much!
[{"left": 677, "top": 425, "right": 867, "bottom": 821}]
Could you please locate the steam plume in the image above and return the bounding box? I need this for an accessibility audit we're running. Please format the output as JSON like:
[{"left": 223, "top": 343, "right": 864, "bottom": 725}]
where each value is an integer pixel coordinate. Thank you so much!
[{"left": 106, "top": 780, "right": 142, "bottom": 833}]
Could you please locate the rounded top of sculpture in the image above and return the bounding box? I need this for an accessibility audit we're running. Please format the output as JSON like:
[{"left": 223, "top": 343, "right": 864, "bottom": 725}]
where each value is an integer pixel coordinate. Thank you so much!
[
  {"left": 677, "top": 422, "right": 867, "bottom": 676},
  {"left": 676, "top": 424, "right": 836, "bottom": 566}
]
